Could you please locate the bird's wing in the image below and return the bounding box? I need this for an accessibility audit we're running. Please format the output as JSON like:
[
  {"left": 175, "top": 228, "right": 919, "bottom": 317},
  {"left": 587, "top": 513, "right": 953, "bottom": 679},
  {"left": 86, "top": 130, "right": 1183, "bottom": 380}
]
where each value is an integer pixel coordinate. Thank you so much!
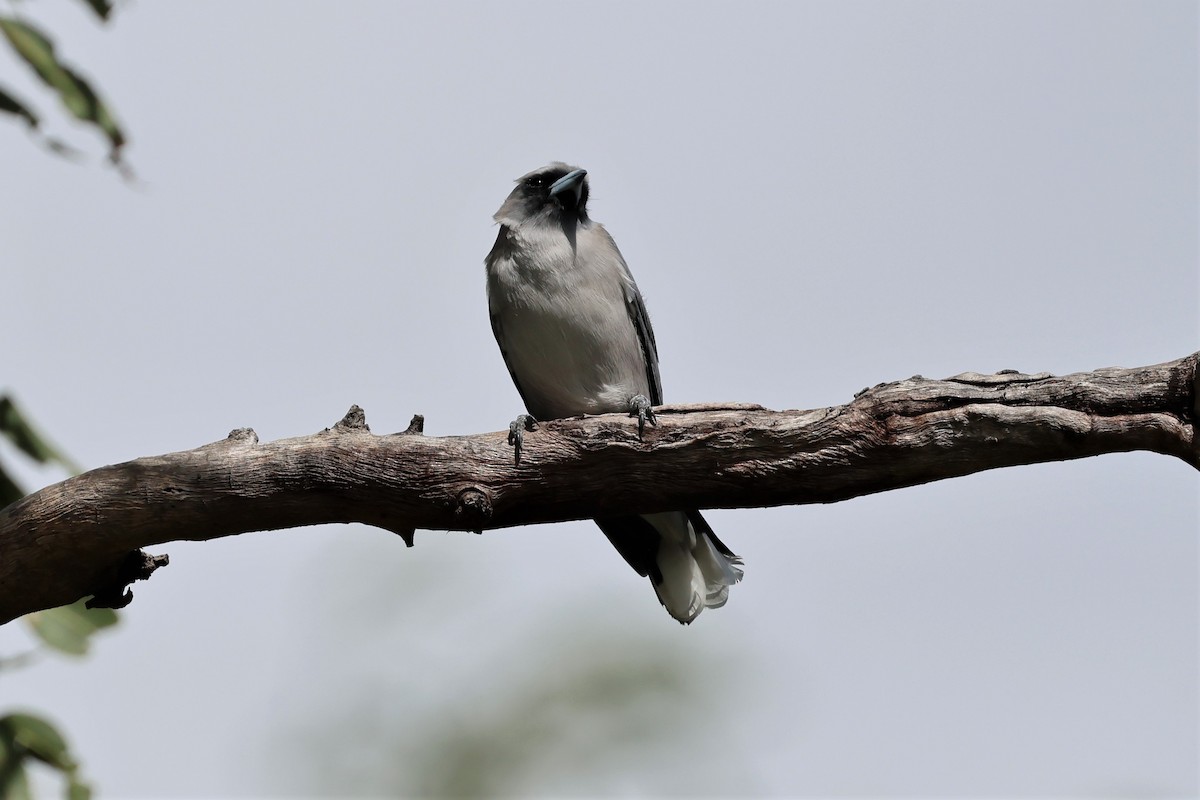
[
  {"left": 595, "top": 224, "right": 663, "bottom": 406},
  {"left": 622, "top": 274, "right": 663, "bottom": 406},
  {"left": 488, "top": 309, "right": 538, "bottom": 415}
]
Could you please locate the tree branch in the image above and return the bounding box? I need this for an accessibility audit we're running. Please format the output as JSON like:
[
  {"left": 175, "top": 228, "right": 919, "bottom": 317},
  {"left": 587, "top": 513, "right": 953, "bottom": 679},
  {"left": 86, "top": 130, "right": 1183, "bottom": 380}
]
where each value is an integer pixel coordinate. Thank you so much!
[{"left": 2, "top": 353, "right": 1196, "bottom": 624}]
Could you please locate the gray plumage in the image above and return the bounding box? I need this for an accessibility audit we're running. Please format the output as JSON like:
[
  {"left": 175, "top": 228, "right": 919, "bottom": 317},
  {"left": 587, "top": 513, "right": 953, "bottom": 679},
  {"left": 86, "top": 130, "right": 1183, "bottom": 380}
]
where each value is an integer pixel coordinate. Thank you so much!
[{"left": 485, "top": 162, "right": 743, "bottom": 623}]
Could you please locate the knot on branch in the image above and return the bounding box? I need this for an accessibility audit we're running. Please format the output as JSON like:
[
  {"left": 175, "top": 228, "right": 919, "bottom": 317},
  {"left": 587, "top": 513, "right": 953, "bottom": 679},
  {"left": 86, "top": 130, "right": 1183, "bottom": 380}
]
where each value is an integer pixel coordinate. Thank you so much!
[
  {"left": 454, "top": 488, "right": 493, "bottom": 533},
  {"left": 403, "top": 414, "right": 425, "bottom": 435},
  {"left": 332, "top": 405, "right": 370, "bottom": 433},
  {"left": 225, "top": 427, "right": 258, "bottom": 444},
  {"left": 85, "top": 550, "right": 170, "bottom": 610}
]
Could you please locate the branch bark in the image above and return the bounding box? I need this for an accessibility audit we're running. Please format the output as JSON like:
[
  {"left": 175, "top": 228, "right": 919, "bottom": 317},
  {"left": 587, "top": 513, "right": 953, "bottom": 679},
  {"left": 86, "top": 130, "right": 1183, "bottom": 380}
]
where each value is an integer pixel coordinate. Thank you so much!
[{"left": 2, "top": 353, "right": 1196, "bottom": 624}]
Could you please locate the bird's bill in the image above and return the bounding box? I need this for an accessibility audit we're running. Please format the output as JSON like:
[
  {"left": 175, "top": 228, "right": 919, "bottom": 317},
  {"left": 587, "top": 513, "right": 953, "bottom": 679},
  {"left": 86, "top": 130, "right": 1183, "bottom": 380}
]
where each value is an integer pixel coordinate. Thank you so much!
[{"left": 549, "top": 169, "right": 587, "bottom": 204}]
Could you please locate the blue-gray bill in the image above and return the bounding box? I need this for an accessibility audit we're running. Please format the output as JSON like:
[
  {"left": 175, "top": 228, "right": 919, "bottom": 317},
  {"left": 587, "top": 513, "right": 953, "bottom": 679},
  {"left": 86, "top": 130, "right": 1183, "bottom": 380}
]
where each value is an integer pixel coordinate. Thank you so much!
[{"left": 484, "top": 162, "right": 744, "bottom": 623}]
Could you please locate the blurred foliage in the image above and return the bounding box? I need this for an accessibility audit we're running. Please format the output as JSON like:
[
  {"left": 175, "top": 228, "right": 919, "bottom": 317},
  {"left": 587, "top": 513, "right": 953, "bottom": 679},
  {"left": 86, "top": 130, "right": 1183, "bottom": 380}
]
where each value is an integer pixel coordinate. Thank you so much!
[
  {"left": 409, "top": 642, "right": 702, "bottom": 797},
  {"left": 287, "top": 637, "right": 714, "bottom": 796},
  {"left": 0, "top": 548, "right": 111, "bottom": 800},
  {"left": 2, "top": 399, "right": 113, "bottom": 799},
  {"left": 271, "top": 542, "right": 745, "bottom": 797},
  {"left": 0, "top": 713, "right": 91, "bottom": 800},
  {"left": 0, "top": 600, "right": 112, "bottom": 800},
  {"left": 0, "top": 395, "right": 80, "bottom": 507},
  {"left": 2, "top": 5, "right": 127, "bottom": 798},
  {"left": 0, "top": 0, "right": 128, "bottom": 173},
  {"left": 24, "top": 602, "right": 118, "bottom": 658}
]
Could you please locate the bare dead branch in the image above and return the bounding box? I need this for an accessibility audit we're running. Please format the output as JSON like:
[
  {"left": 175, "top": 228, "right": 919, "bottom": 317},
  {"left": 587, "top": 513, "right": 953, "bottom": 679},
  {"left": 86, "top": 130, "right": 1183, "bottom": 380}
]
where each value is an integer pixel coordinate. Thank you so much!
[{"left": 1, "top": 353, "right": 1195, "bottom": 624}]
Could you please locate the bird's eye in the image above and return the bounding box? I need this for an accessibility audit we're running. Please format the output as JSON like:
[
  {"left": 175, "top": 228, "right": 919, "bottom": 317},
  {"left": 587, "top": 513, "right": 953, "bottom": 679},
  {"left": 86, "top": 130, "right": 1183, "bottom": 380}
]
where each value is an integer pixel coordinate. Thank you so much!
[{"left": 526, "top": 176, "right": 546, "bottom": 189}]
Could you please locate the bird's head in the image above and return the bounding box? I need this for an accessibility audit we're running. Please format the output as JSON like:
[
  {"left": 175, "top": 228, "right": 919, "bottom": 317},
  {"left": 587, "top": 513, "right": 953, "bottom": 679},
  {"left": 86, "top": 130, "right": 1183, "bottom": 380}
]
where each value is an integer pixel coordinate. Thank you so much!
[{"left": 494, "top": 162, "right": 590, "bottom": 229}]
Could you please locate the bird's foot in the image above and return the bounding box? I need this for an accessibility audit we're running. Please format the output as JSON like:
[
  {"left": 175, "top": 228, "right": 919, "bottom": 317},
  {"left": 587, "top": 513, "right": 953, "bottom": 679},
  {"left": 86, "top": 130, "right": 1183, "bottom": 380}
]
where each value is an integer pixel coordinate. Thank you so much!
[
  {"left": 507, "top": 414, "right": 538, "bottom": 465},
  {"left": 628, "top": 394, "right": 657, "bottom": 439}
]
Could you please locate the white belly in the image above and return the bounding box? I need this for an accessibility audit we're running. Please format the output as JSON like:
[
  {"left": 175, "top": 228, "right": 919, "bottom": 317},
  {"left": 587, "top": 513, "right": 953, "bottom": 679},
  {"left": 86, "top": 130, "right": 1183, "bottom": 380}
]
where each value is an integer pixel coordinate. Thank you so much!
[
  {"left": 498, "top": 286, "right": 649, "bottom": 419},
  {"left": 488, "top": 228, "right": 651, "bottom": 420}
]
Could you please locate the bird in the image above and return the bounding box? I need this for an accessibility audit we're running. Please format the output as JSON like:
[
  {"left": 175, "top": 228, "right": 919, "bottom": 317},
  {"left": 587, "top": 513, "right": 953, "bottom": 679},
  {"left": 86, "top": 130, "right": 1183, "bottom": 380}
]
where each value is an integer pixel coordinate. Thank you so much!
[{"left": 484, "top": 162, "right": 743, "bottom": 624}]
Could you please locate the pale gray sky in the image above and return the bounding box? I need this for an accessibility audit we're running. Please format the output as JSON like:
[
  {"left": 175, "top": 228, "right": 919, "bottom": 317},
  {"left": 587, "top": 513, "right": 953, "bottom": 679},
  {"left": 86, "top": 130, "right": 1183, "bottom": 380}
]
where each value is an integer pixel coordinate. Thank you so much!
[{"left": 2, "top": 1, "right": 1197, "bottom": 796}]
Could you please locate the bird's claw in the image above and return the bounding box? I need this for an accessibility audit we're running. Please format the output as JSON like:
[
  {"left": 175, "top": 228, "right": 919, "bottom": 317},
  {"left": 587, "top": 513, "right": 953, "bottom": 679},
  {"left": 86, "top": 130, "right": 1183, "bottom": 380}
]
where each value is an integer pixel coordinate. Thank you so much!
[
  {"left": 628, "top": 394, "right": 657, "bottom": 439},
  {"left": 507, "top": 414, "right": 538, "bottom": 465}
]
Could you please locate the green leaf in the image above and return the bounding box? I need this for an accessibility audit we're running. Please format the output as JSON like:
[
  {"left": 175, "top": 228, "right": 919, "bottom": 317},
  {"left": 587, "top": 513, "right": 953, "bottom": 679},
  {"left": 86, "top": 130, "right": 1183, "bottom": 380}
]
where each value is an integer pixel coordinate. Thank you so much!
[
  {"left": 0, "top": 17, "right": 65, "bottom": 89},
  {"left": 76, "top": 0, "right": 113, "bottom": 22},
  {"left": 0, "top": 16, "right": 126, "bottom": 160},
  {"left": 0, "top": 395, "right": 81, "bottom": 474},
  {"left": 0, "top": 466, "right": 24, "bottom": 507},
  {"left": 0, "top": 726, "right": 30, "bottom": 800},
  {"left": 25, "top": 601, "right": 118, "bottom": 657},
  {"left": 0, "top": 714, "right": 74, "bottom": 771},
  {"left": 61, "top": 66, "right": 124, "bottom": 153},
  {"left": 0, "top": 761, "right": 32, "bottom": 800},
  {"left": 0, "top": 85, "right": 38, "bottom": 127},
  {"left": 67, "top": 775, "right": 93, "bottom": 800},
  {"left": 0, "top": 713, "right": 92, "bottom": 798}
]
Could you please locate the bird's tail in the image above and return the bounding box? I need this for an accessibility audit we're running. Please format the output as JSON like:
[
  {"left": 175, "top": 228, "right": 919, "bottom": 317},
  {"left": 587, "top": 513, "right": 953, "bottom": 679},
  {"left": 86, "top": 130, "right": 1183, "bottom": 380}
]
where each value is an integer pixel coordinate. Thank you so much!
[{"left": 643, "top": 511, "right": 744, "bottom": 625}]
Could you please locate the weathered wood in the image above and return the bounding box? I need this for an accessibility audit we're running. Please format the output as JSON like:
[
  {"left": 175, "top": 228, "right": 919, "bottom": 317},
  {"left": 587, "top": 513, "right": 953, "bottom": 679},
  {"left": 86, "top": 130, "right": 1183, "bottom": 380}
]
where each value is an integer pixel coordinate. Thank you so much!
[{"left": 1, "top": 352, "right": 1195, "bottom": 624}]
